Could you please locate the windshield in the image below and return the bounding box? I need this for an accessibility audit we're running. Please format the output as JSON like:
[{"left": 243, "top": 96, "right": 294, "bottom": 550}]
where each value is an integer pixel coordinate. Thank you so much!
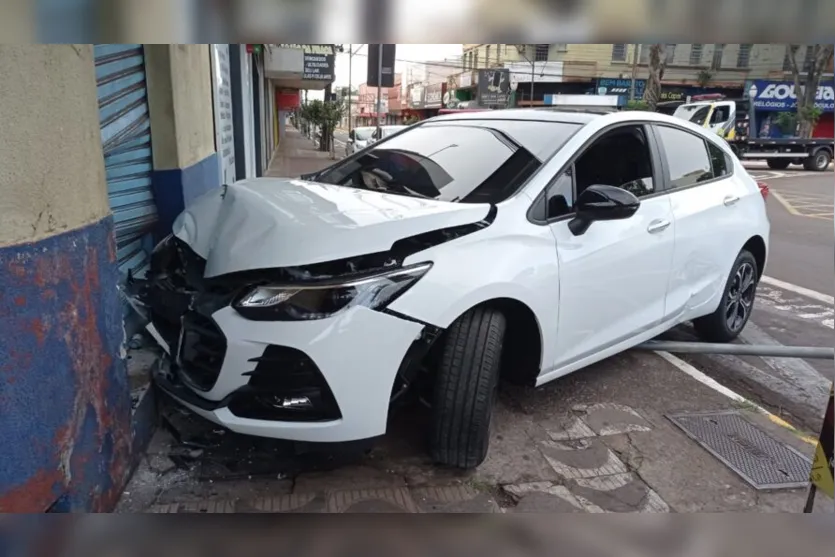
[
  {"left": 673, "top": 104, "right": 712, "bottom": 126},
  {"left": 313, "top": 119, "right": 581, "bottom": 204},
  {"left": 354, "top": 128, "right": 374, "bottom": 141},
  {"left": 382, "top": 126, "right": 407, "bottom": 137}
]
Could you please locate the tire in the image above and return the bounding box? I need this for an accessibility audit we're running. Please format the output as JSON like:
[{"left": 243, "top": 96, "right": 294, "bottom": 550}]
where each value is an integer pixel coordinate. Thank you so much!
[
  {"left": 693, "top": 250, "right": 759, "bottom": 343},
  {"left": 429, "top": 307, "right": 506, "bottom": 469},
  {"left": 803, "top": 149, "right": 831, "bottom": 171},
  {"left": 766, "top": 159, "right": 791, "bottom": 170}
]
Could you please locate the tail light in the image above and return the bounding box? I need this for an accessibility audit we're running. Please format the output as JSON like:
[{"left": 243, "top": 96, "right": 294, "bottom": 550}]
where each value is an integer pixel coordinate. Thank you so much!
[{"left": 757, "top": 182, "right": 769, "bottom": 200}]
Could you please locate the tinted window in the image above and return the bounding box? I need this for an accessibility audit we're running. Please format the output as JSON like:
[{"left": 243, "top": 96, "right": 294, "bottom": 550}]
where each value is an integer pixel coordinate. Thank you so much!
[
  {"left": 707, "top": 141, "right": 731, "bottom": 178},
  {"left": 314, "top": 120, "right": 580, "bottom": 203},
  {"left": 657, "top": 126, "right": 713, "bottom": 188},
  {"left": 545, "top": 166, "right": 574, "bottom": 219}
]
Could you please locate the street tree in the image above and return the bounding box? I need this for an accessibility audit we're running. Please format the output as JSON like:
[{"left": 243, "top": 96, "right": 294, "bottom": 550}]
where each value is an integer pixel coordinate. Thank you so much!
[
  {"left": 642, "top": 44, "right": 667, "bottom": 111},
  {"left": 786, "top": 44, "right": 834, "bottom": 138},
  {"left": 299, "top": 98, "right": 345, "bottom": 153}
]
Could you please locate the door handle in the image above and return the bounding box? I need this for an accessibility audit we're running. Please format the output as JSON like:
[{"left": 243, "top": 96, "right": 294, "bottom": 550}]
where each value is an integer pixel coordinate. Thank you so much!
[
  {"left": 647, "top": 219, "right": 671, "bottom": 234},
  {"left": 723, "top": 195, "right": 740, "bottom": 207}
]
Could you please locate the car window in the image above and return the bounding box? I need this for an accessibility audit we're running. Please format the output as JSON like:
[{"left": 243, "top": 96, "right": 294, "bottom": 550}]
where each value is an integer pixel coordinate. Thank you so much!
[
  {"left": 313, "top": 120, "right": 581, "bottom": 204},
  {"left": 426, "top": 119, "right": 581, "bottom": 160},
  {"left": 656, "top": 126, "right": 714, "bottom": 188},
  {"left": 545, "top": 166, "right": 575, "bottom": 219},
  {"left": 542, "top": 125, "right": 655, "bottom": 220},
  {"left": 707, "top": 141, "right": 731, "bottom": 178},
  {"left": 354, "top": 128, "right": 373, "bottom": 141}
]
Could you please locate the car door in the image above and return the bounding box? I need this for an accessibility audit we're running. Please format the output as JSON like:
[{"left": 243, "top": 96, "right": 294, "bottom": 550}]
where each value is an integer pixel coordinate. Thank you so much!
[
  {"left": 652, "top": 124, "right": 751, "bottom": 320},
  {"left": 546, "top": 124, "right": 676, "bottom": 369}
]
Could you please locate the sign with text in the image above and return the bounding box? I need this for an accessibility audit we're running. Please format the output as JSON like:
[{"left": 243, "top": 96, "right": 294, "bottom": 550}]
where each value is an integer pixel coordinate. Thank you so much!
[
  {"left": 748, "top": 80, "right": 834, "bottom": 112},
  {"left": 300, "top": 44, "right": 335, "bottom": 81},
  {"left": 367, "top": 44, "right": 396, "bottom": 88},
  {"left": 409, "top": 85, "right": 425, "bottom": 109},
  {"left": 596, "top": 78, "right": 646, "bottom": 99},
  {"left": 477, "top": 69, "right": 511, "bottom": 107},
  {"left": 424, "top": 83, "right": 445, "bottom": 108}
]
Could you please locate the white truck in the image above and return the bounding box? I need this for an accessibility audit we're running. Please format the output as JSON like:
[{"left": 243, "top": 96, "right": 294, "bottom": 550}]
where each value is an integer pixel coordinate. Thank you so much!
[{"left": 672, "top": 95, "right": 833, "bottom": 172}]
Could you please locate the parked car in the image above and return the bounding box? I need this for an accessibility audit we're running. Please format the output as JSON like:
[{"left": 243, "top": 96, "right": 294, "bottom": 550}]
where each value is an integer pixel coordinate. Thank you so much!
[
  {"left": 345, "top": 127, "right": 375, "bottom": 156},
  {"left": 131, "top": 109, "right": 770, "bottom": 470},
  {"left": 374, "top": 125, "right": 408, "bottom": 141}
]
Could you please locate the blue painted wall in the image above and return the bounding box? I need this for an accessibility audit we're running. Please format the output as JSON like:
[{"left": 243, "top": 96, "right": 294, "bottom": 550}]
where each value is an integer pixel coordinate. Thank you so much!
[
  {"left": 151, "top": 153, "right": 220, "bottom": 236},
  {"left": 0, "top": 216, "right": 132, "bottom": 512}
]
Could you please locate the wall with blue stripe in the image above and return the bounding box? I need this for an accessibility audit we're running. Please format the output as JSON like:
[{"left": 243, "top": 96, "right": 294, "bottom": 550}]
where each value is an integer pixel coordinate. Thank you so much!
[
  {"left": 144, "top": 44, "right": 221, "bottom": 234},
  {"left": 0, "top": 45, "right": 133, "bottom": 512}
]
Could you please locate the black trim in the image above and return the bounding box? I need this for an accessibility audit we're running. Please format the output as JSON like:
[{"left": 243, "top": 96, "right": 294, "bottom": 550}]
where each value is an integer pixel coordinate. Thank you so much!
[
  {"left": 154, "top": 359, "right": 248, "bottom": 412},
  {"left": 252, "top": 52, "right": 263, "bottom": 177},
  {"left": 381, "top": 308, "right": 433, "bottom": 326}
]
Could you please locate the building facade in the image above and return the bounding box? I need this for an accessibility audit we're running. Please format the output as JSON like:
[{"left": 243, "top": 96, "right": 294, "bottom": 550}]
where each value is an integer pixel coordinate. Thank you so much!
[
  {"left": 458, "top": 44, "right": 833, "bottom": 107},
  {"left": 0, "top": 43, "right": 334, "bottom": 512}
]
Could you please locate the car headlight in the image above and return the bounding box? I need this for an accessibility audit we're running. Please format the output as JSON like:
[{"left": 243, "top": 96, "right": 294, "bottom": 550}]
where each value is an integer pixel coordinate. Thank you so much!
[{"left": 233, "top": 262, "right": 432, "bottom": 321}]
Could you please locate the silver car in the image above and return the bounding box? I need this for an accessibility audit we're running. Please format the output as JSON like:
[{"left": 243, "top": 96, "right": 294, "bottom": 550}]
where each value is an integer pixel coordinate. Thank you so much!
[{"left": 345, "top": 127, "right": 375, "bottom": 156}]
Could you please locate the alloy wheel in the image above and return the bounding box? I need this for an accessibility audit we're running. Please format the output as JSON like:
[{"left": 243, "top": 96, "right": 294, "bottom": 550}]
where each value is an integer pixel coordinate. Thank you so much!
[{"left": 724, "top": 262, "right": 756, "bottom": 332}]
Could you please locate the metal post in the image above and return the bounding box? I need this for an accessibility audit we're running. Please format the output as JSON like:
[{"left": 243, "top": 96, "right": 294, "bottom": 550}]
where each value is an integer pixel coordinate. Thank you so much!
[
  {"left": 376, "top": 43, "right": 383, "bottom": 137},
  {"left": 629, "top": 43, "right": 639, "bottom": 101},
  {"left": 530, "top": 61, "right": 535, "bottom": 107},
  {"left": 347, "top": 44, "right": 352, "bottom": 133},
  {"left": 635, "top": 340, "right": 835, "bottom": 360}
]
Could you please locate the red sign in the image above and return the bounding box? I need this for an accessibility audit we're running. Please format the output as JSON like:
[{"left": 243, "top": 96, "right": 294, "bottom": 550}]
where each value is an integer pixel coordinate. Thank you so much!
[{"left": 276, "top": 89, "right": 300, "bottom": 110}]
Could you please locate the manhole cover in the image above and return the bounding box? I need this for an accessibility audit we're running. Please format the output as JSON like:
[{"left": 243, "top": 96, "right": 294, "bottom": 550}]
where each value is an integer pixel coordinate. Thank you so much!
[{"left": 667, "top": 411, "right": 812, "bottom": 490}]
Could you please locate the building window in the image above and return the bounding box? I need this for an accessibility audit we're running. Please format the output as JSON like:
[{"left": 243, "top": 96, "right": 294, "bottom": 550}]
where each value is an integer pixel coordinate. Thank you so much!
[
  {"left": 711, "top": 44, "right": 724, "bottom": 70},
  {"left": 639, "top": 44, "right": 651, "bottom": 64},
  {"left": 665, "top": 44, "right": 676, "bottom": 64},
  {"left": 497, "top": 44, "right": 503, "bottom": 64},
  {"left": 612, "top": 44, "right": 627, "bottom": 62},
  {"left": 783, "top": 46, "right": 794, "bottom": 71},
  {"left": 485, "top": 45, "right": 491, "bottom": 66},
  {"left": 474, "top": 51, "right": 479, "bottom": 69},
  {"left": 804, "top": 45, "right": 815, "bottom": 72},
  {"left": 690, "top": 44, "right": 703, "bottom": 65},
  {"left": 736, "top": 44, "right": 752, "bottom": 68},
  {"left": 535, "top": 44, "right": 549, "bottom": 61}
]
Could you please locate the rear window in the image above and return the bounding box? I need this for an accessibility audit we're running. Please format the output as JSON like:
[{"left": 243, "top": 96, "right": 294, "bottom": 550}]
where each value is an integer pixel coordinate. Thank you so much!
[{"left": 314, "top": 119, "right": 581, "bottom": 203}]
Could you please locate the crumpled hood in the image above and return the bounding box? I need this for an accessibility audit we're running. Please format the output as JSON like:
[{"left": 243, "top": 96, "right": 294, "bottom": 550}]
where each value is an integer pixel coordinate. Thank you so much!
[{"left": 172, "top": 178, "right": 491, "bottom": 278}]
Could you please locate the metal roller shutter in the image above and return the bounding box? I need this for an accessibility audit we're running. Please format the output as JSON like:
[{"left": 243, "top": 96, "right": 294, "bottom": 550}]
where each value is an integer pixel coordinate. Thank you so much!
[{"left": 94, "top": 44, "right": 157, "bottom": 280}]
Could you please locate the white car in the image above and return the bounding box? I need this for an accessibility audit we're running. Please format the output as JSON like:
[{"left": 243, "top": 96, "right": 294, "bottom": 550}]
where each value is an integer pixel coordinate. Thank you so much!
[
  {"left": 132, "top": 109, "right": 769, "bottom": 469},
  {"left": 344, "top": 127, "right": 375, "bottom": 156}
]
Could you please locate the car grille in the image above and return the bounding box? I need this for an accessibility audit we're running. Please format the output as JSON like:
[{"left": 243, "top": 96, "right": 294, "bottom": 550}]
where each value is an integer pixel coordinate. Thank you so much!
[{"left": 178, "top": 311, "right": 227, "bottom": 392}]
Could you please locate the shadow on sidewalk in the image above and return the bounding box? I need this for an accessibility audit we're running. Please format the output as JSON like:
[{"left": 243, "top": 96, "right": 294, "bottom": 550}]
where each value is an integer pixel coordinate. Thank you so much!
[{"left": 267, "top": 127, "right": 336, "bottom": 178}]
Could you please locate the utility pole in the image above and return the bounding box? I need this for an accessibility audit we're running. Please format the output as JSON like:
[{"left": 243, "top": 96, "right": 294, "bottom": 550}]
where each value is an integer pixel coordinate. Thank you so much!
[
  {"left": 347, "top": 44, "right": 353, "bottom": 133},
  {"left": 629, "top": 43, "right": 640, "bottom": 101},
  {"left": 376, "top": 43, "right": 383, "bottom": 138}
]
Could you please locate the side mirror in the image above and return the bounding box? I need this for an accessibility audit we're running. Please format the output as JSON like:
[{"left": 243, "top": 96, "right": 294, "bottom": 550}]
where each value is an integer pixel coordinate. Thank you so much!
[{"left": 568, "top": 184, "right": 641, "bottom": 236}]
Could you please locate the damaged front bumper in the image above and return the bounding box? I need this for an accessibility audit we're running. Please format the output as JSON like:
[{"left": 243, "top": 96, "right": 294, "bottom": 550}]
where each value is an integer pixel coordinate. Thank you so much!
[{"left": 129, "top": 236, "right": 439, "bottom": 443}]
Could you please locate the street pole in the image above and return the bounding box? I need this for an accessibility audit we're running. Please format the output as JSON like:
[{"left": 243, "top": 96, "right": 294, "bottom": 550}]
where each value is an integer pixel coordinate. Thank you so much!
[
  {"left": 530, "top": 61, "right": 535, "bottom": 107},
  {"left": 347, "top": 44, "right": 352, "bottom": 133},
  {"left": 629, "top": 43, "right": 639, "bottom": 101},
  {"left": 376, "top": 43, "right": 383, "bottom": 137}
]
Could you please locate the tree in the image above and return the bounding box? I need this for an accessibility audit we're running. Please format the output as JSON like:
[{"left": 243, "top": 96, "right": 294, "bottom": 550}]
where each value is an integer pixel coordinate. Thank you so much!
[
  {"left": 641, "top": 44, "right": 667, "bottom": 111},
  {"left": 786, "top": 44, "right": 834, "bottom": 138},
  {"left": 299, "top": 99, "right": 345, "bottom": 153}
]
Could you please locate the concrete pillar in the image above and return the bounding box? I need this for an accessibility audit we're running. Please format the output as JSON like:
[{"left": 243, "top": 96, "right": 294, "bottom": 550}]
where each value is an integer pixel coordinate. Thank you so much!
[
  {"left": 0, "top": 45, "right": 132, "bottom": 512},
  {"left": 144, "top": 44, "right": 219, "bottom": 234}
]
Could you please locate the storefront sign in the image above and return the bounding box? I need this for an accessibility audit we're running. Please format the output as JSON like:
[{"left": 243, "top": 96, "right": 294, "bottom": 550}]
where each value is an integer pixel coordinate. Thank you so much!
[
  {"left": 597, "top": 78, "right": 645, "bottom": 98},
  {"left": 478, "top": 69, "right": 511, "bottom": 107},
  {"left": 276, "top": 44, "right": 335, "bottom": 81},
  {"left": 409, "top": 85, "right": 425, "bottom": 109},
  {"left": 748, "top": 80, "right": 834, "bottom": 112},
  {"left": 425, "top": 83, "right": 445, "bottom": 108}
]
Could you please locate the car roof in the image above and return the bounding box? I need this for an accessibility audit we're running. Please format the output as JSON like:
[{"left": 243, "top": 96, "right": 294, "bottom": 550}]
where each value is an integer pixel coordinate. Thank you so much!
[{"left": 425, "top": 107, "right": 713, "bottom": 133}]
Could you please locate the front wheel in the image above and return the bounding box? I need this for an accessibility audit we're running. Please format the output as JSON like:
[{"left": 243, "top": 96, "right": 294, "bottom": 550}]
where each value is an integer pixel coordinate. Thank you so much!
[
  {"left": 429, "top": 307, "right": 506, "bottom": 469},
  {"left": 693, "top": 250, "right": 759, "bottom": 343}
]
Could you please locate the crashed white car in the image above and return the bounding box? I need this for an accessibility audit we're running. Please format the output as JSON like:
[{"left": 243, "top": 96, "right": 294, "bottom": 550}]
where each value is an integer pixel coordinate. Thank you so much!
[
  {"left": 132, "top": 109, "right": 769, "bottom": 469},
  {"left": 344, "top": 127, "right": 374, "bottom": 156}
]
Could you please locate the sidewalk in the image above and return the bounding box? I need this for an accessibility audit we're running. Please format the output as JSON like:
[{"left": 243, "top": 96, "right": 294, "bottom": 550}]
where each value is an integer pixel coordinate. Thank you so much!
[
  {"left": 116, "top": 348, "right": 831, "bottom": 513},
  {"left": 266, "top": 127, "right": 336, "bottom": 178}
]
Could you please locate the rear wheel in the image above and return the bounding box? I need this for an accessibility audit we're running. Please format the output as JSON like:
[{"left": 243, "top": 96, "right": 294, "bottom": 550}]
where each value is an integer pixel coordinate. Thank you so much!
[
  {"left": 693, "top": 250, "right": 759, "bottom": 343},
  {"left": 803, "top": 149, "right": 832, "bottom": 171},
  {"left": 429, "top": 307, "right": 506, "bottom": 469},
  {"left": 766, "top": 159, "right": 791, "bottom": 170}
]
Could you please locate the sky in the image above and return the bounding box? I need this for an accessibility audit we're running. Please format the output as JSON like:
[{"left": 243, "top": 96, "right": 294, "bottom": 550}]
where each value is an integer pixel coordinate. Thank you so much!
[{"left": 307, "top": 44, "right": 463, "bottom": 99}]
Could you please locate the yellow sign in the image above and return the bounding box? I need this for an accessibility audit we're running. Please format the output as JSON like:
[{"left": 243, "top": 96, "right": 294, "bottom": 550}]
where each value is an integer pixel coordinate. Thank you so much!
[{"left": 809, "top": 385, "right": 834, "bottom": 498}]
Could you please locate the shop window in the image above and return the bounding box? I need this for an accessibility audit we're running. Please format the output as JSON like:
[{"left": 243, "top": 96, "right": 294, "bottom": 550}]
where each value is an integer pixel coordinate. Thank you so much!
[
  {"left": 612, "top": 44, "right": 627, "bottom": 62},
  {"left": 736, "top": 44, "right": 752, "bottom": 68},
  {"left": 690, "top": 44, "right": 703, "bottom": 65}
]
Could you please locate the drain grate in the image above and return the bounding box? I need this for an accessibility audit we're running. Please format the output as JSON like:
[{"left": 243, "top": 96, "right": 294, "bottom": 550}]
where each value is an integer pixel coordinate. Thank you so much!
[{"left": 667, "top": 411, "right": 812, "bottom": 490}]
